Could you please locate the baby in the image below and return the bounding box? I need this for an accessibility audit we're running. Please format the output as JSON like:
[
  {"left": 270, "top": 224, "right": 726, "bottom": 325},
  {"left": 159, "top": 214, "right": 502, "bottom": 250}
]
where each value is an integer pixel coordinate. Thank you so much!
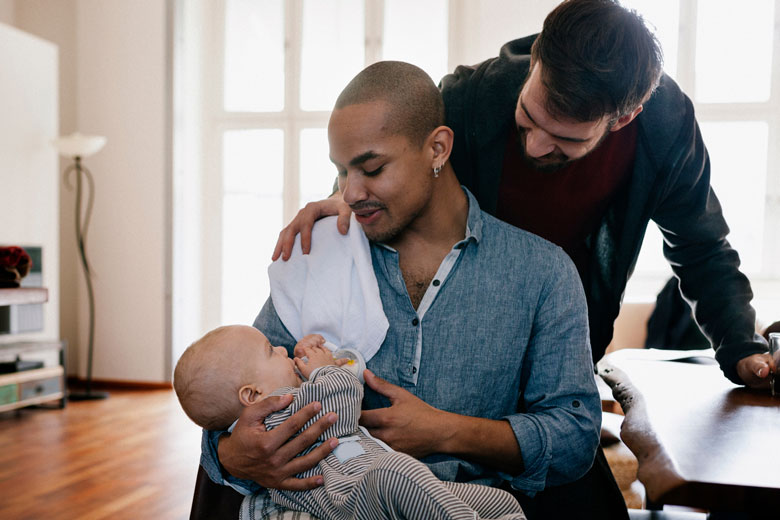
[{"left": 174, "top": 325, "right": 526, "bottom": 520}]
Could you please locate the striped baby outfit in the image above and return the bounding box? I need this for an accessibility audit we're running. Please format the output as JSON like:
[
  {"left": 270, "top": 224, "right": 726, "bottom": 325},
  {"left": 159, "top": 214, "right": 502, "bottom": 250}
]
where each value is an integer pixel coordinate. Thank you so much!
[{"left": 258, "top": 366, "right": 526, "bottom": 520}]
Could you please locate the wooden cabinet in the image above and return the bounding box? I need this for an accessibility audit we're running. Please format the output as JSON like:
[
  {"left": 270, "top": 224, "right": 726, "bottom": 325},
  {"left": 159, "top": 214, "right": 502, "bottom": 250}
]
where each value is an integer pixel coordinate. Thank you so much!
[
  {"left": 0, "top": 288, "right": 66, "bottom": 412},
  {"left": 0, "top": 351, "right": 66, "bottom": 412}
]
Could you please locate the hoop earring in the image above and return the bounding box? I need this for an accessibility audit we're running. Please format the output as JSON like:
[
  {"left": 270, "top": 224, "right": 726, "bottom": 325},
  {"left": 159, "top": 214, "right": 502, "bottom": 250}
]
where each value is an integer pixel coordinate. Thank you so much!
[{"left": 433, "top": 165, "right": 441, "bottom": 178}]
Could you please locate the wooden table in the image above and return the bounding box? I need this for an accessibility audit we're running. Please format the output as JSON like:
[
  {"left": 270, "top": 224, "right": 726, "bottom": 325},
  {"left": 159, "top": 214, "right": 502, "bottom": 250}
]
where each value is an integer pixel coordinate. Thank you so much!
[{"left": 597, "top": 348, "right": 780, "bottom": 515}]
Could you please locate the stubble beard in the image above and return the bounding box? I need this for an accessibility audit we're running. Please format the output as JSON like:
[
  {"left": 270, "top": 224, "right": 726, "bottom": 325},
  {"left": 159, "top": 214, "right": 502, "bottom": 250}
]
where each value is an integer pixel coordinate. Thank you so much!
[
  {"left": 515, "top": 127, "right": 610, "bottom": 173},
  {"left": 353, "top": 202, "right": 422, "bottom": 245},
  {"left": 515, "top": 129, "right": 572, "bottom": 173}
]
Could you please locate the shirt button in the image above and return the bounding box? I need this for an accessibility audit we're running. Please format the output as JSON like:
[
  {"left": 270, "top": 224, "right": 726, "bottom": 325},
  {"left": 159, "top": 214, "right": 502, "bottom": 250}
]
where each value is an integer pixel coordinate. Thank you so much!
[
  {"left": 412, "top": 318, "right": 419, "bottom": 326},
  {"left": 432, "top": 279, "right": 440, "bottom": 287},
  {"left": 412, "top": 367, "right": 417, "bottom": 374}
]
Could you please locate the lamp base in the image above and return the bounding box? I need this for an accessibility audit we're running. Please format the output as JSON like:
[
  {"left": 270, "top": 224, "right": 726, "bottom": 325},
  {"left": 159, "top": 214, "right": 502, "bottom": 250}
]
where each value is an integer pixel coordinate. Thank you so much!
[{"left": 69, "top": 390, "right": 109, "bottom": 401}]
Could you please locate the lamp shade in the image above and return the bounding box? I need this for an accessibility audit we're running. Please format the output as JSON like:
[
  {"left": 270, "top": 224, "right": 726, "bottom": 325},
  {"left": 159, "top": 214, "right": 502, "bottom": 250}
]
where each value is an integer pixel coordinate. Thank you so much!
[{"left": 53, "top": 132, "right": 107, "bottom": 158}]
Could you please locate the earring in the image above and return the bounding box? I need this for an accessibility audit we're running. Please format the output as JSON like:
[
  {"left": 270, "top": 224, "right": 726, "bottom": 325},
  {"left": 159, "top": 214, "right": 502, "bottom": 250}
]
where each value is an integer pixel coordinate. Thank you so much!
[{"left": 433, "top": 165, "right": 441, "bottom": 178}]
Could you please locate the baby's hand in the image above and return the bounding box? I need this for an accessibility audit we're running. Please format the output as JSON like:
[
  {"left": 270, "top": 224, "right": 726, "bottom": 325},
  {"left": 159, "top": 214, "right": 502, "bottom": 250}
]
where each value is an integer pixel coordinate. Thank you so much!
[
  {"left": 294, "top": 343, "right": 337, "bottom": 380},
  {"left": 294, "top": 334, "right": 326, "bottom": 354}
]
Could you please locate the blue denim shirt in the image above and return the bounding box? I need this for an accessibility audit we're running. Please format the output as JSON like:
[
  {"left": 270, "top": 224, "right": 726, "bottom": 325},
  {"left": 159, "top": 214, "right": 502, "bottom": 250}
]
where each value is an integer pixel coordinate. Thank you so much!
[{"left": 202, "top": 188, "right": 601, "bottom": 496}]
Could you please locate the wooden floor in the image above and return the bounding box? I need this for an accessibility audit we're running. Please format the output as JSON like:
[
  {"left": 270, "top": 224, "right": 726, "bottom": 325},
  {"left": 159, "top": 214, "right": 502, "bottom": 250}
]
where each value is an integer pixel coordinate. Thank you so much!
[{"left": 0, "top": 389, "right": 202, "bottom": 520}]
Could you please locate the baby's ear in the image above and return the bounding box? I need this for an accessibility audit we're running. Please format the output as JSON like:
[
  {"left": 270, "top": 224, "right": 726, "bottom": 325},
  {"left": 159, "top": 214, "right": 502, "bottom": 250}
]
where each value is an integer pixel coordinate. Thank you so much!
[{"left": 238, "top": 384, "right": 262, "bottom": 406}]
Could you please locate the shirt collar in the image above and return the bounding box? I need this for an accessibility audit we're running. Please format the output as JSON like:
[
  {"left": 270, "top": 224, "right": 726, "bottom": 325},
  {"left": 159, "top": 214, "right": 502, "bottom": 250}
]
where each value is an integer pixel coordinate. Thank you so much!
[{"left": 462, "top": 186, "right": 483, "bottom": 244}]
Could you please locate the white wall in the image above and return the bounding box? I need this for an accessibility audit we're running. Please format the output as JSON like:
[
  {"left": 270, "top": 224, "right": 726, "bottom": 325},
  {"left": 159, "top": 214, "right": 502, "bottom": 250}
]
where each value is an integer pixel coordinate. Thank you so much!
[
  {"left": 0, "top": 23, "right": 59, "bottom": 344},
  {"left": 449, "top": 0, "right": 559, "bottom": 68},
  {"left": 12, "top": 0, "right": 80, "bottom": 378},
  {"left": 8, "top": 0, "right": 171, "bottom": 383},
  {"left": 0, "top": 0, "right": 14, "bottom": 25},
  {"left": 73, "top": 0, "right": 170, "bottom": 382}
]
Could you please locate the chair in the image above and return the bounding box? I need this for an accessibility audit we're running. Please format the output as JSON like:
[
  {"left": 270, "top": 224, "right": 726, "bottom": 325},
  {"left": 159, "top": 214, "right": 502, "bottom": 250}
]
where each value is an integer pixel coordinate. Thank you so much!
[{"left": 190, "top": 465, "right": 243, "bottom": 520}]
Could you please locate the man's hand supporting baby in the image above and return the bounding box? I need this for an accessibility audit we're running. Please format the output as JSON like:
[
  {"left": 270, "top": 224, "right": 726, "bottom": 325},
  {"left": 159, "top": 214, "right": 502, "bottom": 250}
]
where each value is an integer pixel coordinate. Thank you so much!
[
  {"left": 218, "top": 335, "right": 351, "bottom": 490},
  {"left": 218, "top": 395, "right": 339, "bottom": 490},
  {"left": 360, "top": 370, "right": 526, "bottom": 475}
]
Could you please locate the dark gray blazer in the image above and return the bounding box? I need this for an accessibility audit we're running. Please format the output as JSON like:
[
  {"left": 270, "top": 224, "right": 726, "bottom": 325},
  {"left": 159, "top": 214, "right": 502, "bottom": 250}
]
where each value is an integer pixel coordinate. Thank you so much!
[{"left": 441, "top": 35, "right": 767, "bottom": 383}]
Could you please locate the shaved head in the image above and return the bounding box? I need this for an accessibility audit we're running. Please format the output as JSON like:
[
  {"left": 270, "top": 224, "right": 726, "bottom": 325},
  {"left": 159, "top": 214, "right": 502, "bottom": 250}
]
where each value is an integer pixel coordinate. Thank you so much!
[{"left": 334, "top": 61, "right": 445, "bottom": 147}]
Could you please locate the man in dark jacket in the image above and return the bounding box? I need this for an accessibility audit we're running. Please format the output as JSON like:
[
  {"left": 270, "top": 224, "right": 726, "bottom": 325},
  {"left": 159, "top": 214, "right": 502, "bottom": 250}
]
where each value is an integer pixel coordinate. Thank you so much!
[
  {"left": 439, "top": 2, "right": 769, "bottom": 386},
  {"left": 433, "top": 5, "right": 771, "bottom": 515}
]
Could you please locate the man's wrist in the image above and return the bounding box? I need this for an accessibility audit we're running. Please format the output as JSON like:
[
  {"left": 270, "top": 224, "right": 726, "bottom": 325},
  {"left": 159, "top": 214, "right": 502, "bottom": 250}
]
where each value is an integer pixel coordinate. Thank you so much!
[
  {"left": 217, "top": 437, "right": 262, "bottom": 488},
  {"left": 212, "top": 431, "right": 263, "bottom": 495},
  {"left": 434, "top": 410, "right": 462, "bottom": 455},
  {"left": 216, "top": 431, "right": 240, "bottom": 478},
  {"left": 437, "top": 413, "right": 524, "bottom": 474}
]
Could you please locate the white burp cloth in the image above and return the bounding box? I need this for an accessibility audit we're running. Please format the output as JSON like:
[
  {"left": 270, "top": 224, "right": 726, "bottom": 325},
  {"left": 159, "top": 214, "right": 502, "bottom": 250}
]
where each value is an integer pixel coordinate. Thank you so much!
[{"left": 268, "top": 215, "right": 388, "bottom": 362}]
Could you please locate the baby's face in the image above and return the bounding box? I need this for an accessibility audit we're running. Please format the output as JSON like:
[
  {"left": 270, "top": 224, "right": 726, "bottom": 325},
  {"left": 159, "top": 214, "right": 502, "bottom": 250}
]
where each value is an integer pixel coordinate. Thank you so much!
[{"left": 239, "top": 328, "right": 302, "bottom": 393}]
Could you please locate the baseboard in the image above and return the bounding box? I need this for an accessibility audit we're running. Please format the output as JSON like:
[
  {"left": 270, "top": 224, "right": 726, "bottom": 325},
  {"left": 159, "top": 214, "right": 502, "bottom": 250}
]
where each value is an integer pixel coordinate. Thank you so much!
[{"left": 67, "top": 376, "right": 172, "bottom": 390}]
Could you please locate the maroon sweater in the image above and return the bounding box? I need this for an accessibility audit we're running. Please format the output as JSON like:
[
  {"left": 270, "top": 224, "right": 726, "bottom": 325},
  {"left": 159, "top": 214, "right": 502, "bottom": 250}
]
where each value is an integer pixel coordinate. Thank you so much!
[{"left": 496, "top": 120, "right": 638, "bottom": 272}]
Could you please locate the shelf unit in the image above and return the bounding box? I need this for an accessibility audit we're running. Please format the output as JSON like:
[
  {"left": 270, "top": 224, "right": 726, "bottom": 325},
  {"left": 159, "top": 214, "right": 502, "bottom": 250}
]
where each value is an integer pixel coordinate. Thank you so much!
[
  {"left": 0, "top": 287, "right": 48, "bottom": 305},
  {"left": 0, "top": 288, "right": 65, "bottom": 411}
]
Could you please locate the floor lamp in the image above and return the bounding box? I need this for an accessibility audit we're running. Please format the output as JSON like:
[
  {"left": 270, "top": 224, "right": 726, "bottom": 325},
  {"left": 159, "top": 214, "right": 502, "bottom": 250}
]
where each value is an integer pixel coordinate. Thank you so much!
[{"left": 53, "top": 132, "right": 108, "bottom": 400}]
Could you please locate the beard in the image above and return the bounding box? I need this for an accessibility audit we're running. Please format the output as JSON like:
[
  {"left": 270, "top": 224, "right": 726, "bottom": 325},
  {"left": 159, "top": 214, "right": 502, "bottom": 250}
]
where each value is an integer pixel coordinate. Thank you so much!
[
  {"left": 515, "top": 127, "right": 609, "bottom": 173},
  {"left": 350, "top": 201, "right": 421, "bottom": 245},
  {"left": 364, "top": 222, "right": 405, "bottom": 244},
  {"left": 515, "top": 129, "right": 571, "bottom": 172}
]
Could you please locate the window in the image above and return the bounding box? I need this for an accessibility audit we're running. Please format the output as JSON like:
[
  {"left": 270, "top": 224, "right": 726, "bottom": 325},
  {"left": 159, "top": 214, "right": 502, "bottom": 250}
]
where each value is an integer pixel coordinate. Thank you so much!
[
  {"left": 207, "top": 0, "right": 449, "bottom": 327},
  {"left": 622, "top": 0, "right": 780, "bottom": 325}
]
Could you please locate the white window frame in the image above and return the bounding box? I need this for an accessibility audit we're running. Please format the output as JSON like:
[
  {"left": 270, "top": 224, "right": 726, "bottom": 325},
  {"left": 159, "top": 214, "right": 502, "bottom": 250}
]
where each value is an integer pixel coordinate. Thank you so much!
[
  {"left": 677, "top": 0, "right": 780, "bottom": 280},
  {"left": 626, "top": 0, "right": 780, "bottom": 326}
]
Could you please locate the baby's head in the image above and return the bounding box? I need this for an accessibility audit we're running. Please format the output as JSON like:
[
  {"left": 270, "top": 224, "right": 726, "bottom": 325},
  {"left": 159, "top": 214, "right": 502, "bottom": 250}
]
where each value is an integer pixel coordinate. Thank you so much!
[{"left": 173, "top": 325, "right": 302, "bottom": 430}]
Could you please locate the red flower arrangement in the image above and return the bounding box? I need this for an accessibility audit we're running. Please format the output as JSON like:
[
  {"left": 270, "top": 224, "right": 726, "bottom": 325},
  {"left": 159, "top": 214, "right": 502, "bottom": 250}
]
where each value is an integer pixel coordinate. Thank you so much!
[{"left": 0, "top": 246, "right": 33, "bottom": 288}]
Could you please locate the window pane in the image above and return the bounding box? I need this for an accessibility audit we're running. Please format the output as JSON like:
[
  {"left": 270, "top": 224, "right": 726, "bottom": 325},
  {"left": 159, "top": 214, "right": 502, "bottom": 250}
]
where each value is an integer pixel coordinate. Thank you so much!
[
  {"left": 700, "top": 121, "right": 768, "bottom": 274},
  {"left": 632, "top": 224, "right": 670, "bottom": 276},
  {"left": 300, "top": 0, "right": 364, "bottom": 111},
  {"left": 224, "top": 0, "right": 284, "bottom": 112},
  {"left": 223, "top": 130, "right": 284, "bottom": 195},
  {"left": 299, "top": 128, "right": 336, "bottom": 209},
  {"left": 622, "top": 0, "right": 679, "bottom": 80},
  {"left": 623, "top": 224, "right": 673, "bottom": 303},
  {"left": 695, "top": 1, "right": 774, "bottom": 103},
  {"left": 222, "top": 130, "right": 284, "bottom": 325},
  {"left": 383, "top": 0, "right": 448, "bottom": 84}
]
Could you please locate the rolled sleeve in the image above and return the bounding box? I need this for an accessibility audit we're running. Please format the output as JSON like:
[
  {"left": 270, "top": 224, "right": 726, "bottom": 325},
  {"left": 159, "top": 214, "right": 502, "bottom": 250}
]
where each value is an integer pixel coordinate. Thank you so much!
[
  {"left": 502, "top": 414, "right": 552, "bottom": 492},
  {"left": 508, "top": 252, "right": 601, "bottom": 489}
]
